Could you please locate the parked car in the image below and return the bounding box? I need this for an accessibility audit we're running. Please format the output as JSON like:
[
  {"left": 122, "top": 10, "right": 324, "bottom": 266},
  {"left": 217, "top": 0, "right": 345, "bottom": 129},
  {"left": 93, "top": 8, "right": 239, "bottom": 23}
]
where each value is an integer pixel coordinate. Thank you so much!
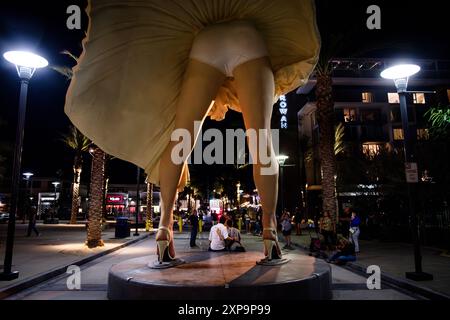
[{"left": 0, "top": 212, "right": 10, "bottom": 223}]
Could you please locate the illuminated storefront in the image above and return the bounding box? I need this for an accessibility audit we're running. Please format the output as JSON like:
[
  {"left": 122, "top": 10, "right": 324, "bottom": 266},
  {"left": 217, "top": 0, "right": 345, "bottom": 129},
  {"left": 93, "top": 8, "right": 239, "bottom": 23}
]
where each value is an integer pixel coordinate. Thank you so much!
[{"left": 106, "top": 193, "right": 127, "bottom": 216}]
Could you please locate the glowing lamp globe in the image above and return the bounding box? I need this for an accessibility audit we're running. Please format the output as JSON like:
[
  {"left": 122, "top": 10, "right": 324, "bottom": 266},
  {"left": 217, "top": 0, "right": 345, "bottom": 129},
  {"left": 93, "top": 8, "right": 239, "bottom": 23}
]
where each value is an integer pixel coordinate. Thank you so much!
[
  {"left": 3, "top": 51, "right": 48, "bottom": 69},
  {"left": 3, "top": 51, "right": 48, "bottom": 80},
  {"left": 276, "top": 155, "right": 289, "bottom": 166},
  {"left": 380, "top": 64, "right": 420, "bottom": 80}
]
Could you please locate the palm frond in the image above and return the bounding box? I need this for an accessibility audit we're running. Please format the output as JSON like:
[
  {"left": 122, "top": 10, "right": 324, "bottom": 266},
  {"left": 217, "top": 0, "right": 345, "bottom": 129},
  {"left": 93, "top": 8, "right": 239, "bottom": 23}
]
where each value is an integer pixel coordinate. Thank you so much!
[
  {"left": 51, "top": 66, "right": 73, "bottom": 79},
  {"left": 52, "top": 50, "right": 79, "bottom": 79},
  {"left": 61, "top": 125, "right": 91, "bottom": 152},
  {"left": 61, "top": 50, "right": 79, "bottom": 63}
]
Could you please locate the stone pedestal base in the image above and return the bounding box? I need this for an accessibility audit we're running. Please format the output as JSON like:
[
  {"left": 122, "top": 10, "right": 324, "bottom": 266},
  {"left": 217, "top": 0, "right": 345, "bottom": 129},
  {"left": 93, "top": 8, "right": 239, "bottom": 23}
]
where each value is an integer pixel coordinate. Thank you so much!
[{"left": 108, "top": 251, "right": 332, "bottom": 300}]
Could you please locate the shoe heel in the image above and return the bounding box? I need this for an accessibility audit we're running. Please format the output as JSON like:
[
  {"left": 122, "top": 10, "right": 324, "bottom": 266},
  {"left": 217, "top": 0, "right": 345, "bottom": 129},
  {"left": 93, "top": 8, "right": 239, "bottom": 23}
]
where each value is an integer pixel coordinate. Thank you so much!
[
  {"left": 264, "top": 239, "right": 274, "bottom": 260},
  {"left": 157, "top": 240, "right": 169, "bottom": 263}
]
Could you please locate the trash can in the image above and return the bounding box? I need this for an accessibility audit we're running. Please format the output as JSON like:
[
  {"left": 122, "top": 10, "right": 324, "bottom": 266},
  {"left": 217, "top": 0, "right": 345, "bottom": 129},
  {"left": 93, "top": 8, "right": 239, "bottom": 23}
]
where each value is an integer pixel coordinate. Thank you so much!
[{"left": 115, "top": 217, "right": 130, "bottom": 238}]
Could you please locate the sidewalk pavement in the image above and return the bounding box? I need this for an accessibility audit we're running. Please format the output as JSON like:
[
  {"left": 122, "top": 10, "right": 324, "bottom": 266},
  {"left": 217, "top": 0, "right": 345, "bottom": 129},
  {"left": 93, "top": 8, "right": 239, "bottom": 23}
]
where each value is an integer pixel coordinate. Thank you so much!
[
  {"left": 287, "top": 232, "right": 450, "bottom": 299},
  {"left": 0, "top": 222, "right": 152, "bottom": 294},
  {"left": 7, "top": 232, "right": 415, "bottom": 300}
]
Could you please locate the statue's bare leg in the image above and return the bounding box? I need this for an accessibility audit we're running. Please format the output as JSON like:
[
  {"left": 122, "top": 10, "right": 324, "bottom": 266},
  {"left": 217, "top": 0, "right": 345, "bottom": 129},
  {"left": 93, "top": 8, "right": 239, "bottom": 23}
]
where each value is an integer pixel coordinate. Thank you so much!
[
  {"left": 156, "top": 59, "right": 225, "bottom": 262},
  {"left": 234, "top": 57, "right": 285, "bottom": 263}
]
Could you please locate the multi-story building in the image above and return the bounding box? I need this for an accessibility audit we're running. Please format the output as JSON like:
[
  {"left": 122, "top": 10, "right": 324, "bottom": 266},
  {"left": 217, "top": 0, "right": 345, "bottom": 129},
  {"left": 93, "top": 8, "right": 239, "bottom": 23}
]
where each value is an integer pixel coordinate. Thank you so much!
[{"left": 297, "top": 58, "right": 450, "bottom": 218}]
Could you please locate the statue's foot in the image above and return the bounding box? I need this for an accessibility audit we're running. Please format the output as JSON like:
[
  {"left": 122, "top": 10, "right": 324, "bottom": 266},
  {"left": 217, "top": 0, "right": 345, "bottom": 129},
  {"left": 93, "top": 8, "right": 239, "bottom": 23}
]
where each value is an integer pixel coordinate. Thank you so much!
[
  {"left": 256, "top": 228, "right": 289, "bottom": 266},
  {"left": 149, "top": 226, "right": 185, "bottom": 269}
]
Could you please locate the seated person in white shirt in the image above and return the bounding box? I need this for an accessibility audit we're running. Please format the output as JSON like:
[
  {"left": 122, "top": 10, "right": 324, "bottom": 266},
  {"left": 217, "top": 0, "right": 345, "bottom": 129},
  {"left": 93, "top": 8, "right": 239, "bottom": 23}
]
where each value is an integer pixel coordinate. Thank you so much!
[{"left": 209, "top": 215, "right": 232, "bottom": 251}]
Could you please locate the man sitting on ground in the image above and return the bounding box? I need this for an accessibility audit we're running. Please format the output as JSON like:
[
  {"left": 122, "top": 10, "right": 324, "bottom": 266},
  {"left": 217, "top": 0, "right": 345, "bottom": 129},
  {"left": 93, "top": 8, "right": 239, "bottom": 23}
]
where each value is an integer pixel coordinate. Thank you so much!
[{"left": 209, "top": 215, "right": 232, "bottom": 252}]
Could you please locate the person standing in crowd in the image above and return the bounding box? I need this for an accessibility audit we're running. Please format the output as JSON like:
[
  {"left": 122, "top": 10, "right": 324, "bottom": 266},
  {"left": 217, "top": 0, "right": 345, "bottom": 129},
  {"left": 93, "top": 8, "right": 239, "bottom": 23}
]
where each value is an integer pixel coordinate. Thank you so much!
[
  {"left": 340, "top": 207, "right": 352, "bottom": 238},
  {"left": 211, "top": 210, "right": 218, "bottom": 225},
  {"left": 208, "top": 215, "right": 232, "bottom": 251},
  {"left": 294, "top": 207, "right": 303, "bottom": 235},
  {"left": 254, "top": 211, "right": 262, "bottom": 236},
  {"left": 26, "top": 206, "right": 40, "bottom": 237},
  {"left": 198, "top": 210, "right": 204, "bottom": 224},
  {"left": 189, "top": 209, "right": 199, "bottom": 248},
  {"left": 281, "top": 212, "right": 293, "bottom": 250},
  {"left": 349, "top": 211, "right": 361, "bottom": 253},
  {"left": 319, "top": 211, "right": 335, "bottom": 250},
  {"left": 244, "top": 211, "right": 251, "bottom": 234}
]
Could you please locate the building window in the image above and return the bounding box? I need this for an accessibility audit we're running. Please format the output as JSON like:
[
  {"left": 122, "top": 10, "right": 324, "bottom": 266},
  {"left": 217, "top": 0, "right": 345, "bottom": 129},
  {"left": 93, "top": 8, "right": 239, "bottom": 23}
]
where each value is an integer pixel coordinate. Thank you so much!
[
  {"left": 388, "top": 92, "right": 400, "bottom": 104},
  {"left": 390, "top": 107, "right": 414, "bottom": 122},
  {"left": 362, "top": 92, "right": 373, "bottom": 103},
  {"left": 362, "top": 143, "right": 381, "bottom": 157},
  {"left": 361, "top": 109, "right": 380, "bottom": 122},
  {"left": 417, "top": 128, "right": 429, "bottom": 140},
  {"left": 447, "top": 89, "right": 450, "bottom": 103},
  {"left": 343, "top": 108, "right": 357, "bottom": 122},
  {"left": 393, "top": 128, "right": 404, "bottom": 140},
  {"left": 413, "top": 93, "right": 426, "bottom": 104}
]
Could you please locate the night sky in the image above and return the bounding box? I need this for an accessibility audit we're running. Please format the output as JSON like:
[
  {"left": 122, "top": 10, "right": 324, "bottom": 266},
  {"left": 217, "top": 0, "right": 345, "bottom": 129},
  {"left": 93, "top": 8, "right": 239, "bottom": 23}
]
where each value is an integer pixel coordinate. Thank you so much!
[{"left": 0, "top": 0, "right": 449, "bottom": 188}]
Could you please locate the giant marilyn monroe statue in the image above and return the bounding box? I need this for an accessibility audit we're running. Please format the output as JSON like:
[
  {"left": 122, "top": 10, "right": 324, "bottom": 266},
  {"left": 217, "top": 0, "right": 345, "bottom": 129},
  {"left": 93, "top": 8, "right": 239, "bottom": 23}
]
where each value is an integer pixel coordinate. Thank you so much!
[{"left": 65, "top": 0, "right": 320, "bottom": 267}]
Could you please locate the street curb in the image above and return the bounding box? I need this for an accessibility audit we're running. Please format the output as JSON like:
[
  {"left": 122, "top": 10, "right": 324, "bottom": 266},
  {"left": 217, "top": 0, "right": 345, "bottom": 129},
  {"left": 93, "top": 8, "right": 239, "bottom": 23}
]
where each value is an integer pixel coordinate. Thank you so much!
[
  {"left": 344, "top": 261, "right": 450, "bottom": 301},
  {"left": 0, "top": 232, "right": 153, "bottom": 299},
  {"left": 293, "top": 242, "right": 450, "bottom": 301}
]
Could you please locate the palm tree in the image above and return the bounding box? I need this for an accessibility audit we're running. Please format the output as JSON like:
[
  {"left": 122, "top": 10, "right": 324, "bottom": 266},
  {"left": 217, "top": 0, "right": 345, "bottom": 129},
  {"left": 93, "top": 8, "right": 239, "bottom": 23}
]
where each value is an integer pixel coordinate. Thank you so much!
[
  {"left": 426, "top": 105, "right": 450, "bottom": 139},
  {"left": 86, "top": 146, "right": 105, "bottom": 248},
  {"left": 315, "top": 52, "right": 338, "bottom": 224},
  {"left": 61, "top": 125, "right": 91, "bottom": 224}
]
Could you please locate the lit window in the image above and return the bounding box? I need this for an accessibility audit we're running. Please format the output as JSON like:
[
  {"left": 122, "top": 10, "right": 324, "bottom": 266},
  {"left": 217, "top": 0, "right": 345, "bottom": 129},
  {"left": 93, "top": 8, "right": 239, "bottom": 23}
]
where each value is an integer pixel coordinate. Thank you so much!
[
  {"left": 388, "top": 93, "right": 400, "bottom": 104},
  {"left": 447, "top": 89, "right": 450, "bottom": 103},
  {"left": 417, "top": 128, "right": 429, "bottom": 140},
  {"left": 413, "top": 93, "right": 426, "bottom": 104},
  {"left": 393, "top": 128, "right": 404, "bottom": 140},
  {"left": 343, "top": 108, "right": 357, "bottom": 122},
  {"left": 362, "top": 92, "right": 373, "bottom": 103},
  {"left": 362, "top": 143, "right": 381, "bottom": 157}
]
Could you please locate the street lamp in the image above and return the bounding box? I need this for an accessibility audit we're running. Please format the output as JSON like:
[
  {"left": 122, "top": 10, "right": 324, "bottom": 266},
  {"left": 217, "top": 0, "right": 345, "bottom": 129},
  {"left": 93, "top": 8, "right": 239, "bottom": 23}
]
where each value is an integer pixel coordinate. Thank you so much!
[
  {"left": 0, "top": 51, "right": 48, "bottom": 281},
  {"left": 134, "top": 166, "right": 140, "bottom": 236},
  {"left": 381, "top": 63, "right": 433, "bottom": 281},
  {"left": 52, "top": 182, "right": 60, "bottom": 222},
  {"left": 22, "top": 172, "right": 34, "bottom": 223},
  {"left": 276, "top": 155, "right": 289, "bottom": 213}
]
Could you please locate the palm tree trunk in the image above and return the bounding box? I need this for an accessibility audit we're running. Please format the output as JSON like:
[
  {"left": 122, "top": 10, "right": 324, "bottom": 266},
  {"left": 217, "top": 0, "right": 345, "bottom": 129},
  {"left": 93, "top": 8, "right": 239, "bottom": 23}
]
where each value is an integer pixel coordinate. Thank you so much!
[
  {"left": 316, "top": 73, "right": 337, "bottom": 224},
  {"left": 146, "top": 181, "right": 153, "bottom": 231},
  {"left": 70, "top": 165, "right": 81, "bottom": 224},
  {"left": 86, "top": 147, "right": 105, "bottom": 248}
]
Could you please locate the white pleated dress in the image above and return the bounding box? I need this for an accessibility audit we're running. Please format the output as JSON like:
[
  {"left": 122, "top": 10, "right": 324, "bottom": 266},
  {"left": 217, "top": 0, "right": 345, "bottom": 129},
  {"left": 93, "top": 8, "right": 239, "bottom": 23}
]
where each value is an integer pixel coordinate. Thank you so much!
[{"left": 65, "top": 0, "right": 321, "bottom": 186}]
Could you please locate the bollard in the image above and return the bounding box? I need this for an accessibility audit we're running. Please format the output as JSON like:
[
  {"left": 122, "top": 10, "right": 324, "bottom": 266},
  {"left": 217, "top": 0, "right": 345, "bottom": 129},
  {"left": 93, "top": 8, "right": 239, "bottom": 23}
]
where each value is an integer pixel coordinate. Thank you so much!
[
  {"left": 238, "top": 217, "right": 242, "bottom": 231},
  {"left": 178, "top": 215, "right": 183, "bottom": 233},
  {"left": 199, "top": 219, "right": 203, "bottom": 233}
]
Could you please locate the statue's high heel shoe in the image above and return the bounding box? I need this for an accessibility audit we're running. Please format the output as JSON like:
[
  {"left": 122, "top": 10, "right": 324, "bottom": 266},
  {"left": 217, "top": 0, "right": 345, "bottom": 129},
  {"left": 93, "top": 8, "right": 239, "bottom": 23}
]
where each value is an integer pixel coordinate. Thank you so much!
[
  {"left": 149, "top": 226, "right": 185, "bottom": 269},
  {"left": 257, "top": 228, "right": 289, "bottom": 266}
]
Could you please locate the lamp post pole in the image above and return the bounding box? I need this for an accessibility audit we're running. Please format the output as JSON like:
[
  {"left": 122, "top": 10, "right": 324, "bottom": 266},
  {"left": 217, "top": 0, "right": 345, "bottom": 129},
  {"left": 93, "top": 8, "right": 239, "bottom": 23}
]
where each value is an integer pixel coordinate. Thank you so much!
[
  {"left": 134, "top": 166, "right": 140, "bottom": 236},
  {"left": 398, "top": 89, "right": 431, "bottom": 280},
  {"left": 0, "top": 77, "right": 30, "bottom": 280},
  {"left": 381, "top": 64, "right": 433, "bottom": 281},
  {"left": 279, "top": 165, "right": 285, "bottom": 213},
  {"left": 22, "top": 172, "right": 34, "bottom": 224},
  {"left": 276, "top": 155, "right": 289, "bottom": 214},
  {"left": 1, "top": 51, "right": 48, "bottom": 281},
  {"left": 52, "top": 182, "right": 60, "bottom": 222}
]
